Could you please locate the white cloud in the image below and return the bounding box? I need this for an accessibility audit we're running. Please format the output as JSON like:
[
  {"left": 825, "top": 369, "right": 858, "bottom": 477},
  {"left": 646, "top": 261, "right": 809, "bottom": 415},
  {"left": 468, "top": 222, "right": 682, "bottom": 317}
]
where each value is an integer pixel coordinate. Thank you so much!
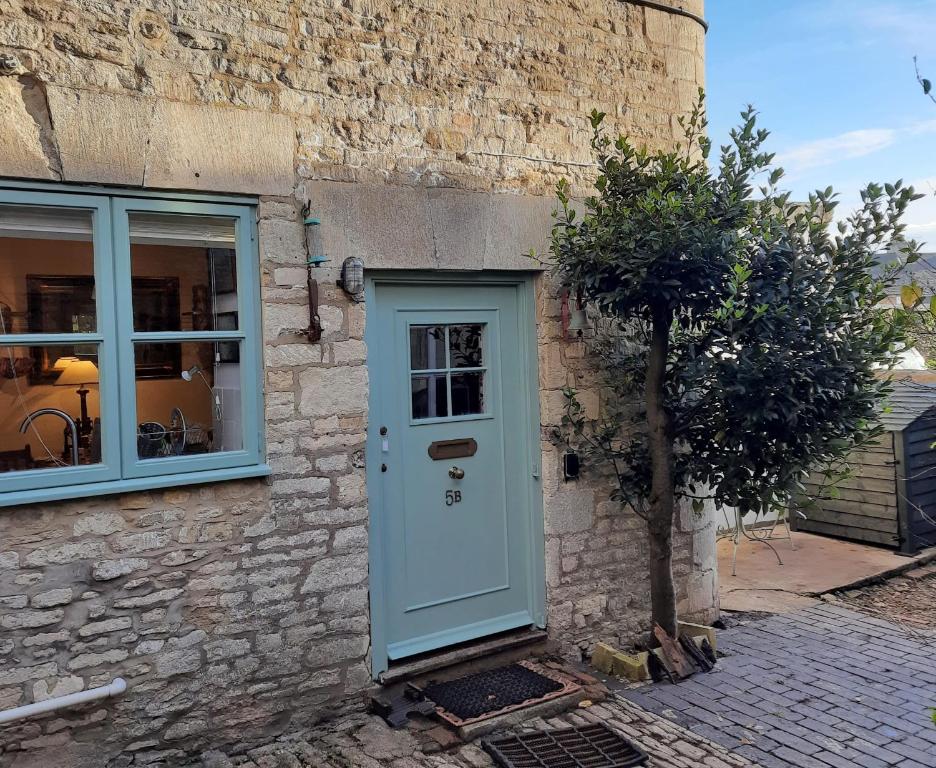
[
  {"left": 776, "top": 120, "right": 936, "bottom": 178},
  {"left": 800, "top": 0, "right": 936, "bottom": 50},
  {"left": 907, "top": 220, "right": 936, "bottom": 243},
  {"left": 849, "top": 1, "right": 936, "bottom": 49},
  {"left": 776, "top": 129, "right": 897, "bottom": 175},
  {"left": 908, "top": 118, "right": 936, "bottom": 136}
]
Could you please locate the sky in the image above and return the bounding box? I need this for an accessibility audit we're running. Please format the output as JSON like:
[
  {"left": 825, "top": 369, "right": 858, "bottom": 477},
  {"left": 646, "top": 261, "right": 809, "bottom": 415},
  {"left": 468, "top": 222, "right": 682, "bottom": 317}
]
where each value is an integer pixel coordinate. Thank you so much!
[{"left": 706, "top": 0, "right": 936, "bottom": 250}]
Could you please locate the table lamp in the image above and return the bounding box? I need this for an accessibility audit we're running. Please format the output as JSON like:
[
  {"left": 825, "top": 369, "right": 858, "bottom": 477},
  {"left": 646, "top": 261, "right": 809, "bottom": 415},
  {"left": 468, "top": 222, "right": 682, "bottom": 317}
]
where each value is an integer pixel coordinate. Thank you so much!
[{"left": 55, "top": 359, "right": 99, "bottom": 439}]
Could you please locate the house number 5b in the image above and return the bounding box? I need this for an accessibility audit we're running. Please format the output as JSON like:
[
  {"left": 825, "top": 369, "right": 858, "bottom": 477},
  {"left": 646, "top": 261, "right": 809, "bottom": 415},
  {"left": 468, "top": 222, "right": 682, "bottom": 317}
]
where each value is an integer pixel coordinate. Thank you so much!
[{"left": 445, "top": 490, "right": 463, "bottom": 506}]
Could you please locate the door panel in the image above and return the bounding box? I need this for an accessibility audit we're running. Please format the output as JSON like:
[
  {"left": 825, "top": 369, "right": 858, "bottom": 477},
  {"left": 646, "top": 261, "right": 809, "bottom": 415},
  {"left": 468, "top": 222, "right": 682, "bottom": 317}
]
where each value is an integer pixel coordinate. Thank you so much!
[{"left": 371, "top": 282, "right": 538, "bottom": 661}]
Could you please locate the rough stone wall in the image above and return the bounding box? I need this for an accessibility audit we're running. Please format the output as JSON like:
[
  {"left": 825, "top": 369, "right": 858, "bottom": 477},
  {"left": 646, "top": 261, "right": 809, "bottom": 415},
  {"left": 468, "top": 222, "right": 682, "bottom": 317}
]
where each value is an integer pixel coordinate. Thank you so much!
[
  {"left": 0, "top": 188, "right": 374, "bottom": 766},
  {"left": 0, "top": 236, "right": 374, "bottom": 768},
  {"left": 0, "top": 478, "right": 372, "bottom": 765},
  {"left": 535, "top": 280, "right": 718, "bottom": 660},
  {"left": 0, "top": 0, "right": 708, "bottom": 764},
  {"left": 0, "top": 0, "right": 704, "bottom": 198}
]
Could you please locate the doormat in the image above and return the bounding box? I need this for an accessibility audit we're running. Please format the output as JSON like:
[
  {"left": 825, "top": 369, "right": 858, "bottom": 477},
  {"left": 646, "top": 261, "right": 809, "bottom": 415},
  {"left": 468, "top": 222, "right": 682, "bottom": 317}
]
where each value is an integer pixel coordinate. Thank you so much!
[
  {"left": 483, "top": 723, "right": 649, "bottom": 768},
  {"left": 420, "top": 660, "right": 580, "bottom": 727}
]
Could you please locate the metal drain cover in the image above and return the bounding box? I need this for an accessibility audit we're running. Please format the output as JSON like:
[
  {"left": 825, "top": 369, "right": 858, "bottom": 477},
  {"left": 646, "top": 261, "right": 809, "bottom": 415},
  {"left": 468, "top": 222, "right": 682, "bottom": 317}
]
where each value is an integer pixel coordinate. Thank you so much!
[
  {"left": 484, "top": 723, "right": 649, "bottom": 768},
  {"left": 420, "top": 660, "right": 580, "bottom": 726}
]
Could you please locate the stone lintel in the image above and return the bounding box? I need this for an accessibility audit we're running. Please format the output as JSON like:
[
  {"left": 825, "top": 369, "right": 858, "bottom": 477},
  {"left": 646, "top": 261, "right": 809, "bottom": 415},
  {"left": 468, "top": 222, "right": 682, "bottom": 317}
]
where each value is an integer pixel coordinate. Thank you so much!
[
  {"left": 0, "top": 85, "right": 296, "bottom": 196},
  {"left": 304, "top": 179, "right": 557, "bottom": 272},
  {"left": 0, "top": 78, "right": 58, "bottom": 181}
]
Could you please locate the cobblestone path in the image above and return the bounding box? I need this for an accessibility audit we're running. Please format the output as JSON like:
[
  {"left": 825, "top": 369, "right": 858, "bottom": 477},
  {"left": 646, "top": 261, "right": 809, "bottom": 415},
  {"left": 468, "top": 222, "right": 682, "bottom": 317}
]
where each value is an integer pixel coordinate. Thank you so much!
[
  {"left": 222, "top": 695, "right": 757, "bottom": 768},
  {"left": 622, "top": 603, "right": 936, "bottom": 768}
]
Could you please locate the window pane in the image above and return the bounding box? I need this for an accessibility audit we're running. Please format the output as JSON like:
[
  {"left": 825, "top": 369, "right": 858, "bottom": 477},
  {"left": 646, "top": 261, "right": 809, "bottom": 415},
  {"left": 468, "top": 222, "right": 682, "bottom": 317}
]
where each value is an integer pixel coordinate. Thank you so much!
[
  {"left": 409, "top": 326, "right": 446, "bottom": 371},
  {"left": 0, "top": 205, "right": 96, "bottom": 333},
  {"left": 129, "top": 212, "right": 238, "bottom": 333},
  {"left": 411, "top": 374, "right": 448, "bottom": 419},
  {"left": 448, "top": 324, "right": 484, "bottom": 368},
  {"left": 451, "top": 372, "right": 484, "bottom": 416},
  {"left": 0, "top": 344, "right": 103, "bottom": 472},
  {"left": 135, "top": 341, "right": 242, "bottom": 459}
]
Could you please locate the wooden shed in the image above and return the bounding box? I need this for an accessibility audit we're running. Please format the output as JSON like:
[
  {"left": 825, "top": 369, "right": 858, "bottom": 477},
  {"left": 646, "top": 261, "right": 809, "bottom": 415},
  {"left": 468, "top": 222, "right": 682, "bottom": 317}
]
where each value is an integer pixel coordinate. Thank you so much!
[{"left": 796, "top": 380, "right": 936, "bottom": 554}]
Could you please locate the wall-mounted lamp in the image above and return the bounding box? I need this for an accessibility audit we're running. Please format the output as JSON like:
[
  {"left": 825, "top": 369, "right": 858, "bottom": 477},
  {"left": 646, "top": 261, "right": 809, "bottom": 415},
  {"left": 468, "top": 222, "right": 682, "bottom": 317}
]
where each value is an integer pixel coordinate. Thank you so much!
[
  {"left": 338, "top": 256, "right": 364, "bottom": 303},
  {"left": 561, "top": 288, "right": 589, "bottom": 340},
  {"left": 567, "top": 304, "right": 590, "bottom": 334}
]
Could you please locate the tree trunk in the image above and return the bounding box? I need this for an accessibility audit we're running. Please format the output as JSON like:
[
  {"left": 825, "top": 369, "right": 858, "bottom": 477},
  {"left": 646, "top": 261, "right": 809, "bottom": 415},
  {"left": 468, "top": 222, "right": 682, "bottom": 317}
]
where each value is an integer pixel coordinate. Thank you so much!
[
  {"left": 645, "top": 303, "right": 678, "bottom": 637},
  {"left": 647, "top": 516, "right": 676, "bottom": 636}
]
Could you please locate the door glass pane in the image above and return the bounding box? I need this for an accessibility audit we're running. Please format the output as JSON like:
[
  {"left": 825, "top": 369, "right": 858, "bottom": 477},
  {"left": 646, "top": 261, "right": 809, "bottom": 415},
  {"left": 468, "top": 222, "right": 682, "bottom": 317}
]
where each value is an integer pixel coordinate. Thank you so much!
[
  {"left": 448, "top": 324, "right": 484, "bottom": 368},
  {"left": 411, "top": 374, "right": 448, "bottom": 419},
  {"left": 409, "top": 326, "right": 446, "bottom": 370},
  {"left": 0, "top": 344, "right": 103, "bottom": 472},
  {"left": 451, "top": 372, "right": 484, "bottom": 416},
  {"left": 0, "top": 205, "right": 96, "bottom": 333},
  {"left": 134, "top": 341, "right": 241, "bottom": 459},
  {"left": 129, "top": 212, "right": 238, "bottom": 333}
]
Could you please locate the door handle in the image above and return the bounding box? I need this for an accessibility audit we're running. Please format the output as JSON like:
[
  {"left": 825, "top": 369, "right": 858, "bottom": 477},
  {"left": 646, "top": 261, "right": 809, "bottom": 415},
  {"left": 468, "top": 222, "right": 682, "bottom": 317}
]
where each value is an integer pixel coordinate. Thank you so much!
[{"left": 448, "top": 466, "right": 465, "bottom": 480}]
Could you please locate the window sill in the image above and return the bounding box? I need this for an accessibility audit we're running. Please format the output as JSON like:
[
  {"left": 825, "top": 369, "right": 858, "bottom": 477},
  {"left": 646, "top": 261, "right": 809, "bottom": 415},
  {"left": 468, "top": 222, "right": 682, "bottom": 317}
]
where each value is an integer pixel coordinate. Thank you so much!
[{"left": 0, "top": 464, "right": 271, "bottom": 509}]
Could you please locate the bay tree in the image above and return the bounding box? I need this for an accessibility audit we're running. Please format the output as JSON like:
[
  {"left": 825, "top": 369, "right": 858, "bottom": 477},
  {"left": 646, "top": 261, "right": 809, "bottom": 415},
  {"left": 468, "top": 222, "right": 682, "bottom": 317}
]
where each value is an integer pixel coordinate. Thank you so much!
[{"left": 552, "top": 93, "right": 922, "bottom": 636}]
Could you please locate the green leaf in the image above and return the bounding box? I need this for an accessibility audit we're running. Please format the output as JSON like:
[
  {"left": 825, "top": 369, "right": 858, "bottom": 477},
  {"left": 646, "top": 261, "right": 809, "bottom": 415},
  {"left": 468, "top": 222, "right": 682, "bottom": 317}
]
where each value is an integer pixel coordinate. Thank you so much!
[
  {"left": 589, "top": 110, "right": 607, "bottom": 129},
  {"left": 924, "top": 78, "right": 932, "bottom": 95}
]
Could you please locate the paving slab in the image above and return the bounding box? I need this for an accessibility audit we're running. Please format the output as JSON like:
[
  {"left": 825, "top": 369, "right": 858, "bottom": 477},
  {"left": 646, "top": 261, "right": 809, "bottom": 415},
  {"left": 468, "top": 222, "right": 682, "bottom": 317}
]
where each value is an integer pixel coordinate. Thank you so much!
[
  {"left": 620, "top": 603, "right": 936, "bottom": 768},
  {"left": 719, "top": 531, "right": 936, "bottom": 613},
  {"left": 718, "top": 589, "right": 821, "bottom": 614}
]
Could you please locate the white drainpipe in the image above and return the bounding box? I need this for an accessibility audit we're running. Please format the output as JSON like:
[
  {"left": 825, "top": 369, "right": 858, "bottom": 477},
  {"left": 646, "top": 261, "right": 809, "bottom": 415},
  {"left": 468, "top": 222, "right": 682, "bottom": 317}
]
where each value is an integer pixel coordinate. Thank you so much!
[{"left": 0, "top": 678, "right": 127, "bottom": 725}]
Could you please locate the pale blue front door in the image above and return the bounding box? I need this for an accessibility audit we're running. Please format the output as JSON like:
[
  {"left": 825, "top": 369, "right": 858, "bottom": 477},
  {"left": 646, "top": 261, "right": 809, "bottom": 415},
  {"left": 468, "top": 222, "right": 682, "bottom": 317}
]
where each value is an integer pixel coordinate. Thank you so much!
[{"left": 367, "top": 277, "right": 544, "bottom": 670}]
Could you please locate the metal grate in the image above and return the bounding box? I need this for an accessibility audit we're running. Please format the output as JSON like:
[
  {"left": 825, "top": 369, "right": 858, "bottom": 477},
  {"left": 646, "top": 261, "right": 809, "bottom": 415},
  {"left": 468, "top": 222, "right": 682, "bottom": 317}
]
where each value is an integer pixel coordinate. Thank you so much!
[
  {"left": 484, "top": 723, "right": 649, "bottom": 768},
  {"left": 421, "top": 661, "right": 579, "bottom": 726}
]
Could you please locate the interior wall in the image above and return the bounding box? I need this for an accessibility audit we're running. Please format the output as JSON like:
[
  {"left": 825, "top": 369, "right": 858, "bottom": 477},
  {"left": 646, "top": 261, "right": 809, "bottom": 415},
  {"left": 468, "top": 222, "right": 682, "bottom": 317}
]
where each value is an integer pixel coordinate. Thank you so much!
[{"left": 0, "top": 238, "right": 215, "bottom": 458}]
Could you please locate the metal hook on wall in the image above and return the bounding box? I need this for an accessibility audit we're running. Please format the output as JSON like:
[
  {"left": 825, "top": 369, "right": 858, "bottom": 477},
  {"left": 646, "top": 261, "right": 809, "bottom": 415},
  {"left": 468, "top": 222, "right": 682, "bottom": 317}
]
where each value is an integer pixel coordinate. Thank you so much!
[{"left": 307, "top": 275, "right": 323, "bottom": 343}]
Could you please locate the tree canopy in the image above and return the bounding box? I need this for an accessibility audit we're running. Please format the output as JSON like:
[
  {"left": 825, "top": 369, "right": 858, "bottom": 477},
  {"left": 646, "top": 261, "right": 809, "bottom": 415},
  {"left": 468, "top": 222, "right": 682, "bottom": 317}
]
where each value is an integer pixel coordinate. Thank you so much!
[{"left": 553, "top": 92, "right": 922, "bottom": 634}]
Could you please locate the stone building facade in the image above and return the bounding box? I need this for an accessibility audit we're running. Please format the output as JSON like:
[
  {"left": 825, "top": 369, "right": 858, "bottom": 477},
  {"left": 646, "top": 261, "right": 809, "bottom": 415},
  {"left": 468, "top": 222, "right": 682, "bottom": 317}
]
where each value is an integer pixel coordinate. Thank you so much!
[{"left": 0, "top": 1, "right": 714, "bottom": 765}]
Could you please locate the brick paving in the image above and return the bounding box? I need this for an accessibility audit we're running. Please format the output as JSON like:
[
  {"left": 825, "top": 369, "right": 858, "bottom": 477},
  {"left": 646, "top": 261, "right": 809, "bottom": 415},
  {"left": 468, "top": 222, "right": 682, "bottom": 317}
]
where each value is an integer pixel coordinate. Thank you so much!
[{"left": 622, "top": 603, "right": 936, "bottom": 768}]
